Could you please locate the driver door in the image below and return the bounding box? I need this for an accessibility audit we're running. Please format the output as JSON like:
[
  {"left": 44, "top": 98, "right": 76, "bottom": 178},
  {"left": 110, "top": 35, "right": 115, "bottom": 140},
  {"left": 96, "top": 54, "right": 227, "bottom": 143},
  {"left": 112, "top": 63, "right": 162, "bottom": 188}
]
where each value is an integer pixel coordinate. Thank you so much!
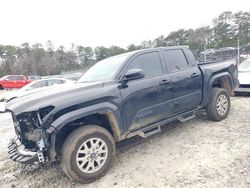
[{"left": 119, "top": 51, "right": 173, "bottom": 131}]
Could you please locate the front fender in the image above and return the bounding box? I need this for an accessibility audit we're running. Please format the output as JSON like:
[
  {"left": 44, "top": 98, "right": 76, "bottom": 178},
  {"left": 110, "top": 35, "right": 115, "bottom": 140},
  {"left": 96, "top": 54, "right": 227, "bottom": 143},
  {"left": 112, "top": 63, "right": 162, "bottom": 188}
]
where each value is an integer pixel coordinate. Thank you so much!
[
  {"left": 46, "top": 102, "right": 122, "bottom": 135},
  {"left": 46, "top": 102, "right": 123, "bottom": 161}
]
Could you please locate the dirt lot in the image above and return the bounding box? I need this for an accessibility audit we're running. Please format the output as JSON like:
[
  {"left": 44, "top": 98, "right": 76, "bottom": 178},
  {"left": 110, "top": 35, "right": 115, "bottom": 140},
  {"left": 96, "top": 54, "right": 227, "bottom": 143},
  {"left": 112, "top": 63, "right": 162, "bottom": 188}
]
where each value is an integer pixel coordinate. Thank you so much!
[{"left": 0, "top": 96, "right": 250, "bottom": 188}]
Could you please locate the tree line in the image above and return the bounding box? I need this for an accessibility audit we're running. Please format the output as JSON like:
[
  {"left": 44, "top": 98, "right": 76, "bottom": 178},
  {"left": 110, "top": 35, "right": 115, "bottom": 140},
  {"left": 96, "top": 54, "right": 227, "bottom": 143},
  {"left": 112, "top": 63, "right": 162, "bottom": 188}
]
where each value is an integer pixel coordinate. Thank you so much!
[{"left": 0, "top": 11, "right": 249, "bottom": 77}]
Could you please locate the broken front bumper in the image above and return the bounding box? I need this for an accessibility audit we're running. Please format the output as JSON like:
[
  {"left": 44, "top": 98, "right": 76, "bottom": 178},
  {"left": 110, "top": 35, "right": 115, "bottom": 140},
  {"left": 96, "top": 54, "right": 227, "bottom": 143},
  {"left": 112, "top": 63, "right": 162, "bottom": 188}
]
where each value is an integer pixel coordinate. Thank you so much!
[{"left": 8, "top": 137, "right": 45, "bottom": 164}]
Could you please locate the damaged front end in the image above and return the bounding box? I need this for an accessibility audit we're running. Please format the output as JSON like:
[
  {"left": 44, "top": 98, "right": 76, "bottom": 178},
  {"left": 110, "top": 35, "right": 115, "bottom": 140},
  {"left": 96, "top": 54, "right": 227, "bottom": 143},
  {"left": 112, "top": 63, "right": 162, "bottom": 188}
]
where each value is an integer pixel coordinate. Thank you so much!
[{"left": 8, "top": 106, "right": 54, "bottom": 164}]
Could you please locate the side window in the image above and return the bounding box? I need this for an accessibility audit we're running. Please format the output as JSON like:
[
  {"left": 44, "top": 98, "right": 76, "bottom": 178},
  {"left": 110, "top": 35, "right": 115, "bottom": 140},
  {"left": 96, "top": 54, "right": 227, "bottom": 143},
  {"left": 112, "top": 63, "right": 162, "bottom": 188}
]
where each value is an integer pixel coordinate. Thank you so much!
[
  {"left": 126, "top": 52, "right": 163, "bottom": 78},
  {"left": 30, "top": 80, "right": 47, "bottom": 89},
  {"left": 47, "top": 79, "right": 63, "bottom": 86},
  {"left": 15, "top": 76, "right": 24, "bottom": 80},
  {"left": 164, "top": 49, "right": 188, "bottom": 73},
  {"left": 7, "top": 76, "right": 17, "bottom": 80}
]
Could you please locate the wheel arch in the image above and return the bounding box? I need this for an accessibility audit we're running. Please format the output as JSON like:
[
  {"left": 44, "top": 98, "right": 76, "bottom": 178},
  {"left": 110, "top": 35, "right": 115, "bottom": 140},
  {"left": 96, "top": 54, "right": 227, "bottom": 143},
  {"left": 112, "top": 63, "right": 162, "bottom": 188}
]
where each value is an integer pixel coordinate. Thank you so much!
[
  {"left": 210, "top": 74, "right": 233, "bottom": 94},
  {"left": 201, "top": 72, "right": 233, "bottom": 107},
  {"left": 47, "top": 103, "right": 122, "bottom": 161}
]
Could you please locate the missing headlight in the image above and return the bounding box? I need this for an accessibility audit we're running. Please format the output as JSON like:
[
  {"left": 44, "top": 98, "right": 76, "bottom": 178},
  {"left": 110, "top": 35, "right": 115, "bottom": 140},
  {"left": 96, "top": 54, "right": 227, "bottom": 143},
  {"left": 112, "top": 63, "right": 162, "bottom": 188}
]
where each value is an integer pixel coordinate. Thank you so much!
[
  {"left": 17, "top": 112, "right": 40, "bottom": 129},
  {"left": 25, "top": 129, "right": 43, "bottom": 142},
  {"left": 39, "top": 106, "right": 55, "bottom": 120}
]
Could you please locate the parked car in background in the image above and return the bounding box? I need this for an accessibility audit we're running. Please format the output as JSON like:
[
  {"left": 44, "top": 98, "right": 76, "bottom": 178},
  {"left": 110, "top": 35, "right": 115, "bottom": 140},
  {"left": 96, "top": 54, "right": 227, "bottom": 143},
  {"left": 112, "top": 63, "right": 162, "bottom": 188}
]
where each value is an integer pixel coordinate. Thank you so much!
[
  {"left": 19, "top": 78, "right": 72, "bottom": 92},
  {"left": 0, "top": 75, "right": 32, "bottom": 90},
  {"left": 27, "top": 75, "right": 41, "bottom": 80},
  {"left": 199, "top": 47, "right": 237, "bottom": 63},
  {"left": 234, "top": 59, "right": 250, "bottom": 95},
  {"left": 40, "top": 73, "right": 83, "bottom": 81},
  {"left": 0, "top": 78, "right": 73, "bottom": 102},
  {"left": 61, "top": 72, "right": 83, "bottom": 81}
]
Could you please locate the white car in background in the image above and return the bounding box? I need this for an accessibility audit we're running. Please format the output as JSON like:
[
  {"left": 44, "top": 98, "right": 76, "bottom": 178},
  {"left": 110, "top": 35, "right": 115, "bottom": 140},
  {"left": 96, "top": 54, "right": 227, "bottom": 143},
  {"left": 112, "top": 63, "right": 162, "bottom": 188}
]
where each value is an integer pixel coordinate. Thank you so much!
[
  {"left": 20, "top": 78, "right": 72, "bottom": 92},
  {"left": 234, "top": 59, "right": 250, "bottom": 95},
  {"left": 0, "top": 78, "right": 73, "bottom": 104}
]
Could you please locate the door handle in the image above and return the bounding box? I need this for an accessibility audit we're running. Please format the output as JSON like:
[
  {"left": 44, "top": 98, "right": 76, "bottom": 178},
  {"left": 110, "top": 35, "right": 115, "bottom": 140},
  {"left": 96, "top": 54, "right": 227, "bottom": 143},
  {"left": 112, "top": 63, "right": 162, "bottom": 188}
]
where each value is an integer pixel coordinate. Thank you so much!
[
  {"left": 159, "top": 80, "right": 171, "bottom": 85},
  {"left": 191, "top": 73, "right": 199, "bottom": 78}
]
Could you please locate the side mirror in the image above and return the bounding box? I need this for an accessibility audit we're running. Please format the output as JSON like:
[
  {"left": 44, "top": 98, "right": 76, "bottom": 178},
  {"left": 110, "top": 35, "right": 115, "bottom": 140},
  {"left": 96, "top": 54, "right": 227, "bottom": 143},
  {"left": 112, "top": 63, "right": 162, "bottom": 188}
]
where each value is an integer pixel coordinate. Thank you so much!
[
  {"left": 119, "top": 69, "right": 145, "bottom": 88},
  {"left": 123, "top": 69, "right": 145, "bottom": 82}
]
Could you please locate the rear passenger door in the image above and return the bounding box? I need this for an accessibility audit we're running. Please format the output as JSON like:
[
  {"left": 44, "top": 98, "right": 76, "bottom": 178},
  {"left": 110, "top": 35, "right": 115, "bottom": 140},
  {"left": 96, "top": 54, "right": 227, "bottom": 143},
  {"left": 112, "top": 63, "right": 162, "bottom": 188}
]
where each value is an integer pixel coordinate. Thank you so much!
[{"left": 163, "top": 49, "right": 202, "bottom": 114}]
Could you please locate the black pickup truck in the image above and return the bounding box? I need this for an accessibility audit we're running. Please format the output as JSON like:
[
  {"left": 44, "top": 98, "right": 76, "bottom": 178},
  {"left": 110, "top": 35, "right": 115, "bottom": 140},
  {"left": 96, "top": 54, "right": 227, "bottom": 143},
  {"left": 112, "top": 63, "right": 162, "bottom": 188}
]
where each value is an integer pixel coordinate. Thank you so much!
[{"left": 2, "top": 46, "right": 238, "bottom": 183}]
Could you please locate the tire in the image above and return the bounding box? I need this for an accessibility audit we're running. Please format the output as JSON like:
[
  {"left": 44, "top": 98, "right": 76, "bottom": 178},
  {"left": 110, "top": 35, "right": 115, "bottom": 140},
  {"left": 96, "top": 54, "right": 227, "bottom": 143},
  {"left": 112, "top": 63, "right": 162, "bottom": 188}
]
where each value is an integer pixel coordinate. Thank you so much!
[
  {"left": 0, "top": 85, "right": 3, "bottom": 90},
  {"left": 60, "top": 125, "right": 116, "bottom": 184},
  {"left": 206, "top": 88, "right": 231, "bottom": 121}
]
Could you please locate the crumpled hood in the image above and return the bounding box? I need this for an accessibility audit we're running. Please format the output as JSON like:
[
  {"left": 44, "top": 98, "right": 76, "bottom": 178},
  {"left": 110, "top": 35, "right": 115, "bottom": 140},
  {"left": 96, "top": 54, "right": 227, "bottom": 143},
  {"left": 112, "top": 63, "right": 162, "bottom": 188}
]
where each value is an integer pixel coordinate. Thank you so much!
[{"left": 6, "top": 81, "right": 104, "bottom": 115}]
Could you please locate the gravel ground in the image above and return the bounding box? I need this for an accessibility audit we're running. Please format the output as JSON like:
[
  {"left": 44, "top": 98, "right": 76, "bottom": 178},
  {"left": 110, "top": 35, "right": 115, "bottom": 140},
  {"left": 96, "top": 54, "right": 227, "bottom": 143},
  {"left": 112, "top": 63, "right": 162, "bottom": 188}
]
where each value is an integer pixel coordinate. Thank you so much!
[{"left": 0, "top": 96, "right": 250, "bottom": 188}]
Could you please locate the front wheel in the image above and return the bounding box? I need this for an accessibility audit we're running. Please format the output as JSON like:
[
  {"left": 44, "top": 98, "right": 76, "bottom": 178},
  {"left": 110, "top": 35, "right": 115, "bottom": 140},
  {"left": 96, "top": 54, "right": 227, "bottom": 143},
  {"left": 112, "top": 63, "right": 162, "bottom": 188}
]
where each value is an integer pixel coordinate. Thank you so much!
[
  {"left": 206, "top": 88, "right": 231, "bottom": 121},
  {"left": 60, "top": 125, "right": 116, "bottom": 184}
]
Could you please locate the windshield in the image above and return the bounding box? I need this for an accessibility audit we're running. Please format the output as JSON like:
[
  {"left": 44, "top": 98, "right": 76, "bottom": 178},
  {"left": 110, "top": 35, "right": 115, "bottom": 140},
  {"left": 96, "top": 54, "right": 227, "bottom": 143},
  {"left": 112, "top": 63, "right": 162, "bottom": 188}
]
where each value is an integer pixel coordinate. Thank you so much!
[
  {"left": 239, "top": 60, "right": 250, "bottom": 72},
  {"left": 78, "top": 54, "right": 129, "bottom": 82}
]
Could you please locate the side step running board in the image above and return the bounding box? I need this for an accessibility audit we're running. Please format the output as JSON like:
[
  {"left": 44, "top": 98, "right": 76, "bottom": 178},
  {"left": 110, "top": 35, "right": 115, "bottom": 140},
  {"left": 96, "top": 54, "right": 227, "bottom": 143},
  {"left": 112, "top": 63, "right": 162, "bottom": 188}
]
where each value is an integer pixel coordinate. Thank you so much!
[
  {"left": 178, "top": 111, "right": 196, "bottom": 123},
  {"left": 138, "top": 126, "right": 161, "bottom": 138},
  {"left": 126, "top": 109, "right": 198, "bottom": 139}
]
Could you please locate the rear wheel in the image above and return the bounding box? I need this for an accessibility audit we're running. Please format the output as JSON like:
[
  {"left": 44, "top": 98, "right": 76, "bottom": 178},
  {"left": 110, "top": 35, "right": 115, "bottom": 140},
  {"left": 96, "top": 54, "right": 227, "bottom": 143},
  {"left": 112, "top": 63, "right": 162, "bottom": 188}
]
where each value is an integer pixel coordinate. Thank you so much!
[
  {"left": 206, "top": 88, "right": 230, "bottom": 121},
  {"left": 60, "top": 125, "right": 115, "bottom": 184}
]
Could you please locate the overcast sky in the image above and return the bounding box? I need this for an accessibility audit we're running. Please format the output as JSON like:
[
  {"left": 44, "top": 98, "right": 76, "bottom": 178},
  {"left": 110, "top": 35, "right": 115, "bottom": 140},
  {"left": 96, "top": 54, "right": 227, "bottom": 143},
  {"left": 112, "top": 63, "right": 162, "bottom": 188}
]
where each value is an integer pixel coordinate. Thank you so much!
[{"left": 0, "top": 0, "right": 249, "bottom": 49}]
